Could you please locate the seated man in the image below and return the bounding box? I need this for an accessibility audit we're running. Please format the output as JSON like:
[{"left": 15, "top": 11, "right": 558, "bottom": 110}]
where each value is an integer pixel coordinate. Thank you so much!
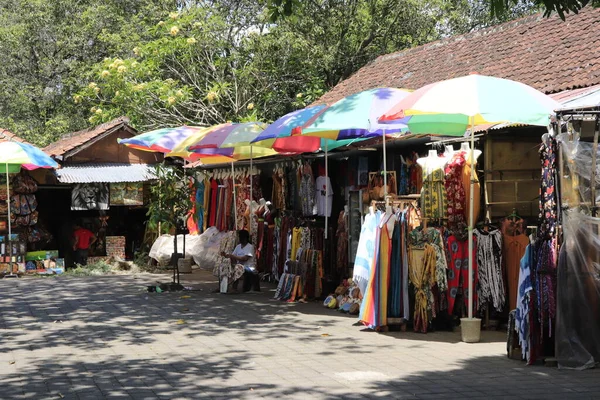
[{"left": 220, "top": 230, "right": 260, "bottom": 293}]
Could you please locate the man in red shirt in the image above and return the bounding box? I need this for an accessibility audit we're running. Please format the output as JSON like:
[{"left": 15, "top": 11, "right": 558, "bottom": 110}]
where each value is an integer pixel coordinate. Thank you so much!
[{"left": 73, "top": 222, "right": 97, "bottom": 266}]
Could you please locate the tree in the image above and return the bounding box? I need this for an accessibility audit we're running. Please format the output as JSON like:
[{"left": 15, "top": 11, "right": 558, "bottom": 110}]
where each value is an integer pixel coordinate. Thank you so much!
[
  {"left": 77, "top": 0, "right": 461, "bottom": 130},
  {"left": 0, "top": 0, "right": 178, "bottom": 146},
  {"left": 268, "top": 0, "right": 598, "bottom": 22}
]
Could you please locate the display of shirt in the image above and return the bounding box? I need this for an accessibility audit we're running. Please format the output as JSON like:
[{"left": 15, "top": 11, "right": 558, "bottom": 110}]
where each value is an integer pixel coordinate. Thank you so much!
[{"left": 315, "top": 175, "right": 333, "bottom": 217}]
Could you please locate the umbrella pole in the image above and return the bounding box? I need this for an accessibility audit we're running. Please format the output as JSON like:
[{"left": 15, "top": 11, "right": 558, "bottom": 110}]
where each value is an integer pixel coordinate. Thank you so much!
[
  {"left": 250, "top": 145, "right": 253, "bottom": 237},
  {"left": 6, "top": 163, "right": 13, "bottom": 277},
  {"left": 383, "top": 131, "right": 388, "bottom": 199},
  {"left": 325, "top": 141, "right": 328, "bottom": 240},
  {"left": 468, "top": 115, "right": 475, "bottom": 319},
  {"left": 232, "top": 161, "right": 237, "bottom": 230}
]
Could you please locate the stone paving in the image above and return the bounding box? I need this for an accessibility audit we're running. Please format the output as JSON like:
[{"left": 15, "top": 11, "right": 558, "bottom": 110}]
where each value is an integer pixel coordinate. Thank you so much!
[{"left": 0, "top": 270, "right": 599, "bottom": 400}]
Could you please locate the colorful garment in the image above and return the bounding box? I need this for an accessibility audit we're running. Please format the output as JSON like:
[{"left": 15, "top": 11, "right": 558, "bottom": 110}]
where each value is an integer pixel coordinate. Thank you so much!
[
  {"left": 208, "top": 178, "right": 218, "bottom": 228},
  {"left": 336, "top": 211, "right": 348, "bottom": 274},
  {"left": 399, "top": 158, "right": 409, "bottom": 195},
  {"left": 360, "top": 214, "right": 394, "bottom": 329},
  {"left": 388, "top": 214, "right": 409, "bottom": 320},
  {"left": 462, "top": 157, "right": 480, "bottom": 224},
  {"left": 299, "top": 165, "right": 315, "bottom": 216},
  {"left": 444, "top": 152, "right": 467, "bottom": 228},
  {"left": 272, "top": 171, "right": 285, "bottom": 211},
  {"left": 538, "top": 136, "right": 558, "bottom": 240},
  {"left": 503, "top": 233, "right": 530, "bottom": 311},
  {"left": 421, "top": 159, "right": 447, "bottom": 220},
  {"left": 352, "top": 211, "right": 382, "bottom": 296},
  {"left": 515, "top": 243, "right": 533, "bottom": 362},
  {"left": 475, "top": 228, "right": 505, "bottom": 312},
  {"left": 410, "top": 244, "right": 437, "bottom": 333},
  {"left": 446, "top": 235, "right": 479, "bottom": 316}
]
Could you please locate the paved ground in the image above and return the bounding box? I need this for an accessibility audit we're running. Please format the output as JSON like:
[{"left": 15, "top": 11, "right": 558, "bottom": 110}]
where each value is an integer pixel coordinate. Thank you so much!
[{"left": 0, "top": 270, "right": 599, "bottom": 400}]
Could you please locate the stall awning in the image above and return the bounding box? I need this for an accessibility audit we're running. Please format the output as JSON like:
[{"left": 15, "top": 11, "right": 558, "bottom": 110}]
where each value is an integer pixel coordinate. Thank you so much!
[{"left": 55, "top": 163, "right": 157, "bottom": 183}]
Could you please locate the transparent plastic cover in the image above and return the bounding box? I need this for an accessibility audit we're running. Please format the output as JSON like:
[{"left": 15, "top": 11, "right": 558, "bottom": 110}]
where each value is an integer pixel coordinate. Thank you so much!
[{"left": 556, "top": 133, "right": 600, "bottom": 370}]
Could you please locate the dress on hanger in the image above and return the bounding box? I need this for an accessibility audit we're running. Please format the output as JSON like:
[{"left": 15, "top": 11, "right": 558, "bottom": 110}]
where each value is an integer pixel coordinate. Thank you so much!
[
  {"left": 352, "top": 211, "right": 382, "bottom": 296},
  {"left": 502, "top": 220, "right": 530, "bottom": 311},
  {"left": 208, "top": 178, "right": 218, "bottom": 228},
  {"left": 474, "top": 228, "right": 505, "bottom": 312},
  {"left": 335, "top": 210, "right": 348, "bottom": 274},
  {"left": 462, "top": 157, "right": 481, "bottom": 224},
  {"left": 444, "top": 152, "right": 467, "bottom": 228},
  {"left": 421, "top": 158, "right": 448, "bottom": 220},
  {"left": 359, "top": 213, "right": 394, "bottom": 330},
  {"left": 446, "top": 234, "right": 479, "bottom": 316}
]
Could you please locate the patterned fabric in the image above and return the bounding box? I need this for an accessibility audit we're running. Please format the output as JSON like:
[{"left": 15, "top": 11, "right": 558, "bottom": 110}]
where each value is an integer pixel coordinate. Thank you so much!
[
  {"left": 399, "top": 159, "right": 409, "bottom": 195},
  {"left": 516, "top": 243, "right": 533, "bottom": 362},
  {"left": 410, "top": 244, "right": 437, "bottom": 333},
  {"left": 475, "top": 229, "right": 505, "bottom": 312},
  {"left": 538, "top": 136, "right": 558, "bottom": 240},
  {"left": 214, "top": 231, "right": 238, "bottom": 277},
  {"left": 272, "top": 171, "right": 285, "bottom": 211},
  {"left": 299, "top": 165, "right": 315, "bottom": 216},
  {"left": 407, "top": 227, "right": 448, "bottom": 292},
  {"left": 444, "top": 152, "right": 467, "bottom": 228},
  {"left": 407, "top": 152, "right": 422, "bottom": 194},
  {"left": 421, "top": 160, "right": 448, "bottom": 220},
  {"left": 195, "top": 179, "right": 205, "bottom": 233},
  {"left": 336, "top": 211, "right": 348, "bottom": 274},
  {"left": 446, "top": 235, "right": 479, "bottom": 316}
]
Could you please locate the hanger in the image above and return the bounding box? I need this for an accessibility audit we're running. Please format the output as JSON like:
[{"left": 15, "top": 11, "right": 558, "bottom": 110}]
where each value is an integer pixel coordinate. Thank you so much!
[{"left": 507, "top": 208, "right": 521, "bottom": 221}]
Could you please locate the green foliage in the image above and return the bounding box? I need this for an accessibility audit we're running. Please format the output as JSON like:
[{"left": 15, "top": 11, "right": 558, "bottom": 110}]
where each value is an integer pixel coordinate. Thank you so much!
[
  {"left": 147, "top": 164, "right": 193, "bottom": 235},
  {"left": 491, "top": 0, "right": 599, "bottom": 20},
  {"left": 66, "top": 260, "right": 113, "bottom": 276},
  {"left": 0, "top": 0, "right": 178, "bottom": 146}
]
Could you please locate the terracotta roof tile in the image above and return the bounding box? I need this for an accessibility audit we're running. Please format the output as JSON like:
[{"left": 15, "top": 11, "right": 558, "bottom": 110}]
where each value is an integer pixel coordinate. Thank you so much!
[
  {"left": 44, "top": 116, "right": 134, "bottom": 157},
  {"left": 316, "top": 8, "right": 600, "bottom": 105},
  {"left": 0, "top": 129, "right": 29, "bottom": 144}
]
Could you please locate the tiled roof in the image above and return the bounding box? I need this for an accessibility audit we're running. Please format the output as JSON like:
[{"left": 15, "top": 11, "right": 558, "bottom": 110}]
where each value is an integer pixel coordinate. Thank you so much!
[
  {"left": 0, "top": 129, "right": 29, "bottom": 144},
  {"left": 55, "top": 163, "right": 157, "bottom": 183},
  {"left": 316, "top": 8, "right": 600, "bottom": 105},
  {"left": 44, "top": 116, "right": 135, "bottom": 157}
]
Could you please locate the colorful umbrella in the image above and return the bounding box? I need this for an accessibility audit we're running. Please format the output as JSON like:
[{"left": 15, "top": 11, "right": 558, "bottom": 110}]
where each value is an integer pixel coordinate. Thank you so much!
[
  {"left": 0, "top": 141, "right": 58, "bottom": 276},
  {"left": 302, "top": 88, "right": 411, "bottom": 140},
  {"left": 378, "top": 74, "right": 559, "bottom": 134},
  {"left": 300, "top": 88, "right": 412, "bottom": 238},
  {"left": 169, "top": 122, "right": 278, "bottom": 231},
  {"left": 378, "top": 74, "right": 560, "bottom": 325},
  {"left": 118, "top": 126, "right": 233, "bottom": 156},
  {"left": 251, "top": 105, "right": 362, "bottom": 153}
]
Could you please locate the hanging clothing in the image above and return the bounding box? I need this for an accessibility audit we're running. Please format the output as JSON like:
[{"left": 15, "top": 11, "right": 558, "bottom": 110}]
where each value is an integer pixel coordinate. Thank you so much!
[
  {"left": 272, "top": 170, "right": 285, "bottom": 211},
  {"left": 444, "top": 152, "right": 467, "bottom": 229},
  {"left": 410, "top": 244, "right": 437, "bottom": 333},
  {"left": 446, "top": 235, "right": 479, "bottom": 316},
  {"left": 196, "top": 179, "right": 205, "bottom": 233},
  {"left": 538, "top": 136, "right": 558, "bottom": 240},
  {"left": 407, "top": 152, "right": 422, "bottom": 194},
  {"left": 335, "top": 211, "right": 348, "bottom": 274},
  {"left": 503, "top": 233, "right": 530, "bottom": 311},
  {"left": 475, "top": 228, "right": 505, "bottom": 312},
  {"left": 360, "top": 214, "right": 394, "bottom": 330},
  {"left": 462, "top": 157, "right": 480, "bottom": 224},
  {"left": 299, "top": 165, "right": 316, "bottom": 216},
  {"left": 421, "top": 159, "right": 448, "bottom": 220},
  {"left": 388, "top": 213, "right": 409, "bottom": 320},
  {"left": 516, "top": 242, "right": 534, "bottom": 363},
  {"left": 352, "top": 211, "right": 382, "bottom": 296},
  {"left": 315, "top": 175, "right": 333, "bottom": 217},
  {"left": 399, "top": 158, "right": 409, "bottom": 195},
  {"left": 208, "top": 178, "right": 218, "bottom": 228}
]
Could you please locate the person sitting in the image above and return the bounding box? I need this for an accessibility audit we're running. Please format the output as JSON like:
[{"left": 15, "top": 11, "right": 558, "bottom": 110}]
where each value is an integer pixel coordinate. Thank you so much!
[{"left": 220, "top": 230, "right": 260, "bottom": 293}]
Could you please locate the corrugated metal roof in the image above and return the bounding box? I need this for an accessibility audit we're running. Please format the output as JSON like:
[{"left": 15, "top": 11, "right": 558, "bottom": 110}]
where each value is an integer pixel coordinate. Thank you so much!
[{"left": 55, "top": 163, "right": 157, "bottom": 183}]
